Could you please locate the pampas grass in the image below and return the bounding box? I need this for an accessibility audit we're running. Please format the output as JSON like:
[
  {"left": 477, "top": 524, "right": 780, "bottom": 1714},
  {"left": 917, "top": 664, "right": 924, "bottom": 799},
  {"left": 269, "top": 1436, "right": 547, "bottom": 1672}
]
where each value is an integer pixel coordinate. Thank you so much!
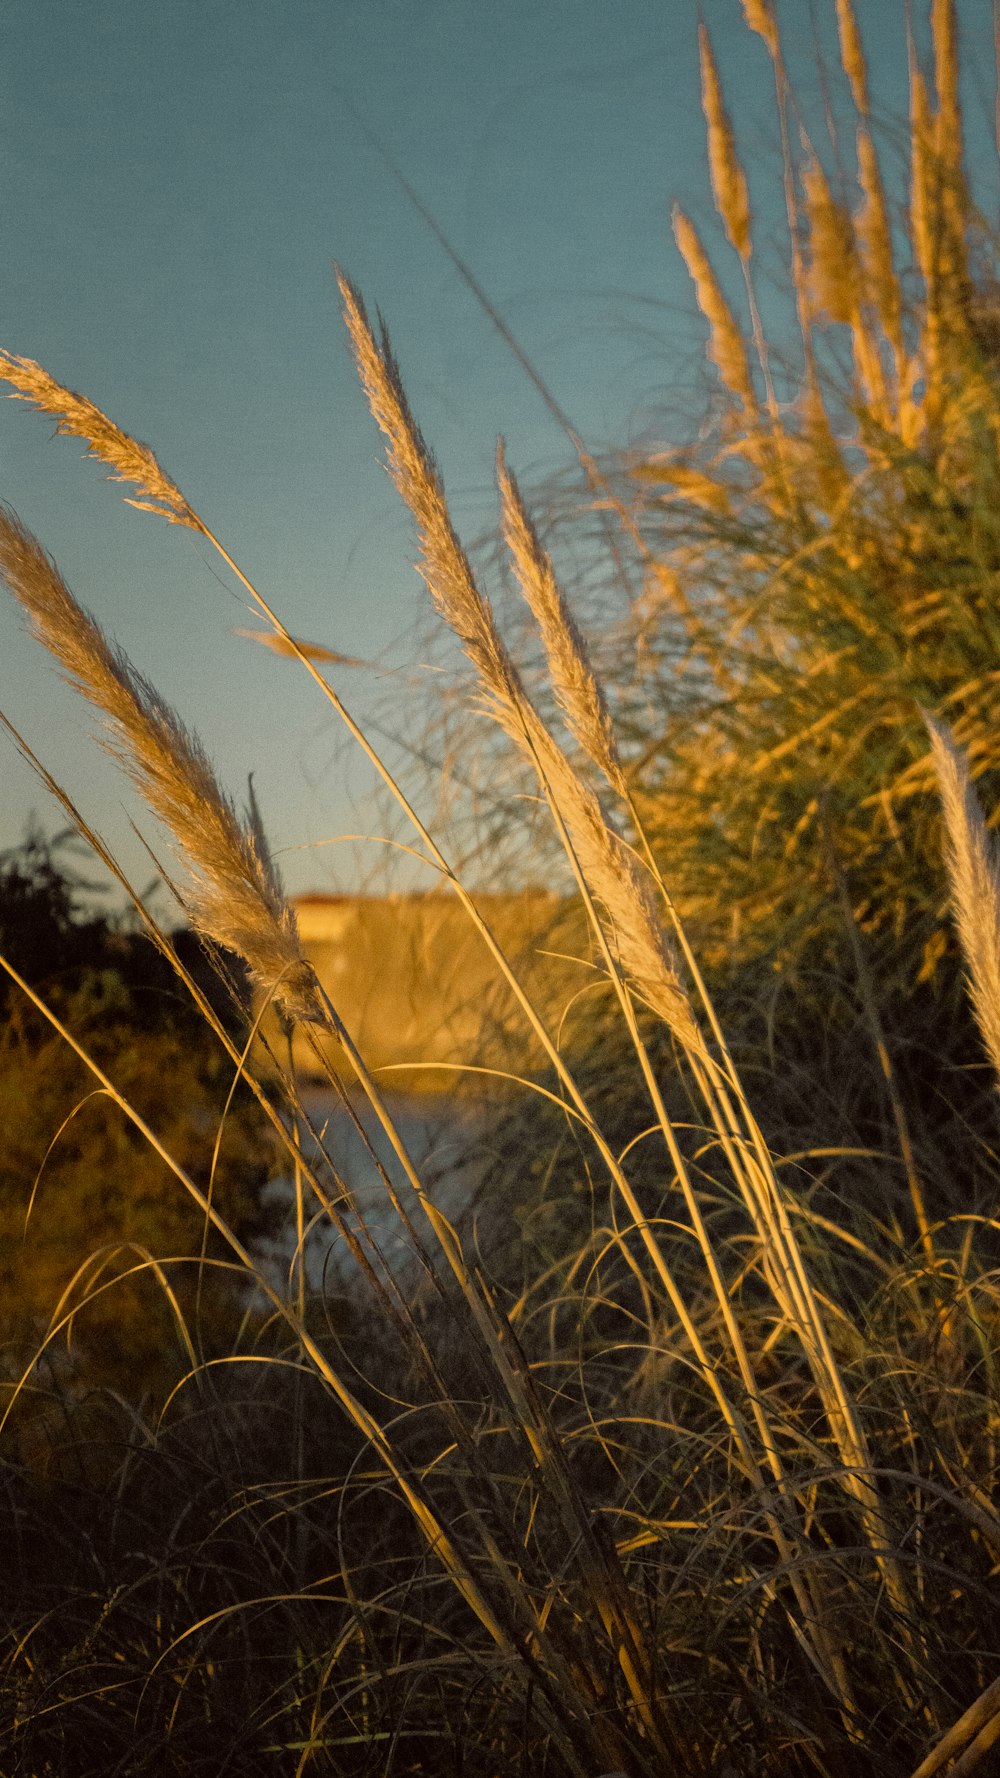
[
  {"left": 670, "top": 207, "right": 757, "bottom": 415},
  {"left": 835, "top": 0, "right": 869, "bottom": 114},
  {"left": 0, "top": 350, "right": 196, "bottom": 525},
  {"left": 802, "top": 148, "right": 858, "bottom": 329},
  {"left": 595, "top": 0, "right": 1000, "bottom": 1009},
  {"left": 0, "top": 507, "right": 317, "bottom": 1024},
  {"left": 496, "top": 441, "right": 626, "bottom": 798},
  {"left": 3, "top": 7, "right": 1000, "bottom": 1772},
  {"left": 740, "top": 0, "right": 780, "bottom": 57},
  {"left": 336, "top": 273, "right": 527, "bottom": 734},
  {"left": 339, "top": 269, "right": 928, "bottom": 1678},
  {"left": 338, "top": 269, "right": 700, "bottom": 1052},
  {"left": 699, "top": 22, "right": 751, "bottom": 262},
  {"left": 926, "top": 713, "right": 1000, "bottom": 1084}
]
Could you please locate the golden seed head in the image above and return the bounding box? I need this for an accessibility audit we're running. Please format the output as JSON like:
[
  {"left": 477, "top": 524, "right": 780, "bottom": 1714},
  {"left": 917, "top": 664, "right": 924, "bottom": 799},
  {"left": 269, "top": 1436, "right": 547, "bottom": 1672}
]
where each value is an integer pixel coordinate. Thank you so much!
[
  {"left": 835, "top": 0, "right": 869, "bottom": 114},
  {"left": 0, "top": 506, "right": 318, "bottom": 1024},
  {"left": 0, "top": 351, "right": 196, "bottom": 526},
  {"left": 740, "top": 0, "right": 780, "bottom": 59},
  {"left": 699, "top": 24, "right": 752, "bottom": 261},
  {"left": 926, "top": 713, "right": 1000, "bottom": 1088},
  {"left": 672, "top": 207, "right": 755, "bottom": 413},
  {"left": 497, "top": 443, "right": 626, "bottom": 798},
  {"left": 802, "top": 152, "right": 857, "bottom": 327},
  {"left": 340, "top": 273, "right": 699, "bottom": 1053},
  {"left": 855, "top": 126, "right": 900, "bottom": 350}
]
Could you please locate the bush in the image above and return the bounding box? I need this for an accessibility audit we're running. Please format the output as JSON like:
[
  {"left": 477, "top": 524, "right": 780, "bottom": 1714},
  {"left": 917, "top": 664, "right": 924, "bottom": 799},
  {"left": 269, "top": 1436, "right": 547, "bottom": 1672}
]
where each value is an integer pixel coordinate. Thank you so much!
[{"left": 0, "top": 830, "right": 281, "bottom": 1424}]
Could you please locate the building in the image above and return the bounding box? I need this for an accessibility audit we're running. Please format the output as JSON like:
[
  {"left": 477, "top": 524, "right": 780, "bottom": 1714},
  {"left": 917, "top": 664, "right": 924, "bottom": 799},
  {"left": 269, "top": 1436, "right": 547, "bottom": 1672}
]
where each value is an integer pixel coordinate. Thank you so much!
[{"left": 285, "top": 888, "right": 586, "bottom": 1091}]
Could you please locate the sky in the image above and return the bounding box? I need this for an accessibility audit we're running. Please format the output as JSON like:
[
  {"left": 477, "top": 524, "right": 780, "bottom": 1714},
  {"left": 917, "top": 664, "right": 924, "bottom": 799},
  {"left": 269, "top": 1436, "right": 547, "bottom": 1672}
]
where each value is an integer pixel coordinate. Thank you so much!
[{"left": 2, "top": 0, "right": 997, "bottom": 904}]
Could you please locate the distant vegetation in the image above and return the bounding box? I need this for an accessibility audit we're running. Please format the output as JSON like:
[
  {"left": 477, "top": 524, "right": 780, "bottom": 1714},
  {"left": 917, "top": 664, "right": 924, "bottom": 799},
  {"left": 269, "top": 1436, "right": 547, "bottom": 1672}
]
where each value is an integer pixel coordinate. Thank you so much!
[
  {"left": 0, "top": 830, "right": 280, "bottom": 1420},
  {"left": 2, "top": 4, "right": 1000, "bottom": 1774}
]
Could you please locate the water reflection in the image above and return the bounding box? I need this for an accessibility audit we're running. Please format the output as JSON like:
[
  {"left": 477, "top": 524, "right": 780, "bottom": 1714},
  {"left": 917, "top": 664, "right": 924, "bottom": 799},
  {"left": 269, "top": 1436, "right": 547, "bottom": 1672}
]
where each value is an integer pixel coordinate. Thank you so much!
[{"left": 257, "top": 1087, "right": 486, "bottom": 1295}]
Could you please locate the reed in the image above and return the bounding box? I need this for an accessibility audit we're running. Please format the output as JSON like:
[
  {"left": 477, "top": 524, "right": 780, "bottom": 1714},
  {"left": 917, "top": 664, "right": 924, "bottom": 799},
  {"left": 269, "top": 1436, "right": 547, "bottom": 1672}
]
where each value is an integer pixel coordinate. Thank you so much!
[
  {"left": 0, "top": 508, "right": 317, "bottom": 1026},
  {"left": 1, "top": 5, "right": 1000, "bottom": 1774},
  {"left": 612, "top": 0, "right": 1000, "bottom": 1011},
  {"left": 699, "top": 22, "right": 751, "bottom": 262},
  {"left": 0, "top": 349, "right": 195, "bottom": 525},
  {"left": 926, "top": 713, "right": 1000, "bottom": 1085}
]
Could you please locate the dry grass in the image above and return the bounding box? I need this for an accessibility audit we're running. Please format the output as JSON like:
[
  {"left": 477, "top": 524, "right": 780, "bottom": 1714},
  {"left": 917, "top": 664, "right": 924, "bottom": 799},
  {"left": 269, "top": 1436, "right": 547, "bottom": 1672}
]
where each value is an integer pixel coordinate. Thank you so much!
[
  {"left": 0, "top": 507, "right": 317, "bottom": 1026},
  {"left": 0, "top": 6, "right": 999, "bottom": 1774},
  {"left": 0, "top": 349, "right": 195, "bottom": 525},
  {"left": 613, "top": 0, "right": 1000, "bottom": 999},
  {"left": 926, "top": 712, "right": 1000, "bottom": 1085}
]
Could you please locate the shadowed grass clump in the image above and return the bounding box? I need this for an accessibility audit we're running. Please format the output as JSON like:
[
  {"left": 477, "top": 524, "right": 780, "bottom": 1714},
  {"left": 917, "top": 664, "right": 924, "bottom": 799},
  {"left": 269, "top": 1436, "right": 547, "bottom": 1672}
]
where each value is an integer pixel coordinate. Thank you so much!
[{"left": 1, "top": 5, "right": 1000, "bottom": 1775}]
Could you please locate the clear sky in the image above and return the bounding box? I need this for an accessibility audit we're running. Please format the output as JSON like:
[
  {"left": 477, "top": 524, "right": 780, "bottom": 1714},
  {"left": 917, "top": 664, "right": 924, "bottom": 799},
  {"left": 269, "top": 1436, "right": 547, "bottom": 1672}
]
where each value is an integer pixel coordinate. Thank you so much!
[{"left": 2, "top": 1, "right": 997, "bottom": 902}]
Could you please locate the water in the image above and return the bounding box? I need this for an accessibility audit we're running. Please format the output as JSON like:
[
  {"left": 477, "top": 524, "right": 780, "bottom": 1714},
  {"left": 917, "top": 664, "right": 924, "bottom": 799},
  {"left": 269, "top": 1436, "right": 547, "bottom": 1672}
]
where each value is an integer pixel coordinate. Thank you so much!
[{"left": 257, "top": 1086, "right": 488, "bottom": 1297}]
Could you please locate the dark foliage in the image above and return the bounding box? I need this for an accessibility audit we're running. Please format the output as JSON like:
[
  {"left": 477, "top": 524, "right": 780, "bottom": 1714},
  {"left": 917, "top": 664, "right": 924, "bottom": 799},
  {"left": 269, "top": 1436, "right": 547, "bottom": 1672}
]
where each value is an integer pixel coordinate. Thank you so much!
[{"left": 0, "top": 827, "right": 282, "bottom": 1420}]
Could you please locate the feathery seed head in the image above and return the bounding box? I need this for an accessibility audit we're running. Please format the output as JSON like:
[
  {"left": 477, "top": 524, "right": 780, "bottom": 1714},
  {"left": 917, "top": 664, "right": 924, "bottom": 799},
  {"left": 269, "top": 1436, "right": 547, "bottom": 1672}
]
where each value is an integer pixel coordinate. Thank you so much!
[
  {"left": 337, "top": 270, "right": 521, "bottom": 730},
  {"left": 802, "top": 151, "right": 857, "bottom": 326},
  {"left": 740, "top": 0, "right": 780, "bottom": 59},
  {"left": 856, "top": 127, "right": 900, "bottom": 349},
  {"left": 931, "top": 0, "right": 960, "bottom": 152},
  {"left": 930, "top": 0, "right": 968, "bottom": 274},
  {"left": 910, "top": 39, "right": 935, "bottom": 295},
  {"left": 496, "top": 443, "right": 626, "bottom": 798},
  {"left": 0, "top": 351, "right": 196, "bottom": 526},
  {"left": 671, "top": 208, "right": 755, "bottom": 412},
  {"left": 925, "top": 713, "right": 1000, "bottom": 1086},
  {"left": 835, "top": 0, "right": 869, "bottom": 114},
  {"left": 340, "top": 274, "right": 698, "bottom": 1051},
  {"left": 541, "top": 741, "right": 702, "bottom": 1050},
  {"left": 699, "top": 24, "right": 752, "bottom": 260},
  {"left": 0, "top": 507, "right": 317, "bottom": 1023}
]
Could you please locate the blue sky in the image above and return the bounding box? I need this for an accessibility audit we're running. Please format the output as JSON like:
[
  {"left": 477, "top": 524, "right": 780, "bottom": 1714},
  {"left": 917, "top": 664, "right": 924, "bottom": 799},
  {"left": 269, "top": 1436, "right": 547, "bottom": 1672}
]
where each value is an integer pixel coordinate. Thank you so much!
[{"left": 2, "top": 1, "right": 996, "bottom": 901}]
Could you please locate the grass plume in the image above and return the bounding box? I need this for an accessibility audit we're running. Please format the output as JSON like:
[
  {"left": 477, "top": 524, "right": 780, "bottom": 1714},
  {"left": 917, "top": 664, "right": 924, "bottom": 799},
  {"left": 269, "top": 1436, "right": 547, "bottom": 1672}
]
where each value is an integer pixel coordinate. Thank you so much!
[
  {"left": 740, "top": 0, "right": 780, "bottom": 58},
  {"left": 0, "top": 351, "right": 196, "bottom": 525},
  {"left": 699, "top": 22, "right": 752, "bottom": 260},
  {"left": 338, "top": 269, "right": 699, "bottom": 1050},
  {"left": 670, "top": 207, "right": 756, "bottom": 413},
  {"left": 835, "top": 0, "right": 869, "bottom": 114},
  {"left": 496, "top": 440, "right": 626, "bottom": 798},
  {"left": 926, "top": 713, "right": 1000, "bottom": 1085},
  {"left": 4, "top": 8, "right": 1000, "bottom": 1770},
  {"left": 0, "top": 507, "right": 316, "bottom": 1023}
]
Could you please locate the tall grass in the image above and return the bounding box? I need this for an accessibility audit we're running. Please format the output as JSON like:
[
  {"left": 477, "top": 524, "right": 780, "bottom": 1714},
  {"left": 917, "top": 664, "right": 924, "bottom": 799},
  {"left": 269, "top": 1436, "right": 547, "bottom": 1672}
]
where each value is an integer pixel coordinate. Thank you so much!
[
  {"left": 1, "top": 4, "right": 1000, "bottom": 1773},
  {"left": 606, "top": 0, "right": 1000, "bottom": 998}
]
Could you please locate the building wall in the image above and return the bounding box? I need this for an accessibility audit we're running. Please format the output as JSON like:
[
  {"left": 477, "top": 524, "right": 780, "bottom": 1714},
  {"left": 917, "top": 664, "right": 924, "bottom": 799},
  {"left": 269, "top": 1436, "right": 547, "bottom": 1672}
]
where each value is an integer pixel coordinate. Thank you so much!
[{"left": 285, "top": 890, "right": 589, "bottom": 1091}]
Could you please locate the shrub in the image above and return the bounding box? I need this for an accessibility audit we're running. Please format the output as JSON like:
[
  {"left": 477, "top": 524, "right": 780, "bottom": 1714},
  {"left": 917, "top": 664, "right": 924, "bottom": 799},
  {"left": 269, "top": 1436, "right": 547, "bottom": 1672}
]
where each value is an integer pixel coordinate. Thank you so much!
[{"left": 0, "top": 830, "right": 281, "bottom": 1424}]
